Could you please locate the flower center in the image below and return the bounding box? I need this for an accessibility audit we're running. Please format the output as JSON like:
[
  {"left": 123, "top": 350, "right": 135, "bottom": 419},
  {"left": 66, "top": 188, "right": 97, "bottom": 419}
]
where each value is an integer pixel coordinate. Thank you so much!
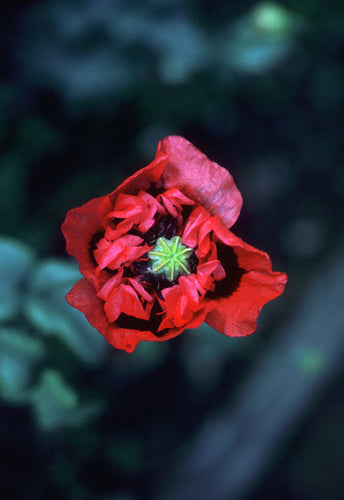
[{"left": 148, "top": 236, "right": 193, "bottom": 282}]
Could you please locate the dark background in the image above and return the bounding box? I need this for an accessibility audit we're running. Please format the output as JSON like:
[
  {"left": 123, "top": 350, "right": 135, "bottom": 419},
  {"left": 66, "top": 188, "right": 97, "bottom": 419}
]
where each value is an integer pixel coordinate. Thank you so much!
[{"left": 1, "top": 1, "right": 344, "bottom": 499}]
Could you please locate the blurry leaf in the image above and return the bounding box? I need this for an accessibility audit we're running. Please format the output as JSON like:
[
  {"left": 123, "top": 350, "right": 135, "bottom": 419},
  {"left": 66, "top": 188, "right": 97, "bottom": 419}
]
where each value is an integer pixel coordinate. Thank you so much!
[
  {"left": 19, "top": 1, "right": 135, "bottom": 105},
  {"left": 0, "top": 327, "right": 44, "bottom": 402},
  {"left": 30, "top": 258, "right": 81, "bottom": 291},
  {"left": 148, "top": 17, "right": 209, "bottom": 84},
  {"left": 29, "top": 368, "right": 100, "bottom": 431},
  {"left": 0, "top": 293, "right": 19, "bottom": 323},
  {"left": 0, "top": 237, "right": 35, "bottom": 321},
  {"left": 25, "top": 259, "right": 107, "bottom": 365},
  {"left": 223, "top": 32, "right": 292, "bottom": 74},
  {"left": 0, "top": 327, "right": 44, "bottom": 358},
  {"left": 0, "top": 236, "right": 35, "bottom": 289},
  {"left": 252, "top": 2, "right": 298, "bottom": 35},
  {"left": 220, "top": 2, "right": 301, "bottom": 75}
]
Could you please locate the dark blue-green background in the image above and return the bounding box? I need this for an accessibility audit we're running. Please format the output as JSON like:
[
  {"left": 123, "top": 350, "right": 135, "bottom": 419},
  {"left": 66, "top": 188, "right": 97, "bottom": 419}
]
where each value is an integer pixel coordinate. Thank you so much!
[{"left": 1, "top": 1, "right": 344, "bottom": 499}]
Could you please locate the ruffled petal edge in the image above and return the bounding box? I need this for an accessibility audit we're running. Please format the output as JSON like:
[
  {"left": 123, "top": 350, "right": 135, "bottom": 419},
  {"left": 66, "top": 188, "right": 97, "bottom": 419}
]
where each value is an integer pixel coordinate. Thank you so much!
[
  {"left": 205, "top": 232, "right": 287, "bottom": 336},
  {"left": 158, "top": 136, "right": 243, "bottom": 229},
  {"left": 66, "top": 278, "right": 188, "bottom": 352}
]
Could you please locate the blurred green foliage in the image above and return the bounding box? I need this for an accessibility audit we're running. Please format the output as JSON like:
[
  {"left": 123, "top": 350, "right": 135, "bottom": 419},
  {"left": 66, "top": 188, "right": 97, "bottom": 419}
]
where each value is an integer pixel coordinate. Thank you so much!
[
  {"left": 0, "top": 237, "right": 106, "bottom": 433},
  {"left": 30, "top": 368, "right": 101, "bottom": 431},
  {"left": 0, "top": 327, "right": 44, "bottom": 402},
  {"left": 1, "top": 0, "right": 344, "bottom": 499},
  {"left": 25, "top": 259, "right": 107, "bottom": 364}
]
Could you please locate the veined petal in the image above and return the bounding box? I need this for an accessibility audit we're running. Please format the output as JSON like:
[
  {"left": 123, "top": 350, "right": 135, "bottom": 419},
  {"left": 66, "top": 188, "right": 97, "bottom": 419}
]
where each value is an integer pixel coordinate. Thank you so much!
[{"left": 158, "top": 136, "right": 243, "bottom": 229}]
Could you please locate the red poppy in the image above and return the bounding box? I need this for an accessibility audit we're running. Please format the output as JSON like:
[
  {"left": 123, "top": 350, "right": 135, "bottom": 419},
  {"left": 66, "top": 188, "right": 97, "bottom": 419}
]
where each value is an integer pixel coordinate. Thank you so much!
[{"left": 62, "top": 136, "right": 287, "bottom": 352}]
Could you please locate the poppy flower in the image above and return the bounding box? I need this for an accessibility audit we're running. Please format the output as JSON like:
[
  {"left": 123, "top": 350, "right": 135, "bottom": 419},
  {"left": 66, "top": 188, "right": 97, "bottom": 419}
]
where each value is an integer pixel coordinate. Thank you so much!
[{"left": 62, "top": 136, "right": 287, "bottom": 353}]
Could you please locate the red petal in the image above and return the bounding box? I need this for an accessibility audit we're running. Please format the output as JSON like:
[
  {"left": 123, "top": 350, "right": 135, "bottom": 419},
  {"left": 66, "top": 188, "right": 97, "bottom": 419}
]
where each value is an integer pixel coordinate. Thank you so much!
[
  {"left": 107, "top": 191, "right": 162, "bottom": 222},
  {"left": 179, "top": 274, "right": 204, "bottom": 304},
  {"left": 158, "top": 136, "right": 243, "bottom": 229},
  {"left": 196, "top": 260, "right": 223, "bottom": 289},
  {"left": 65, "top": 275, "right": 189, "bottom": 353},
  {"left": 62, "top": 195, "right": 113, "bottom": 287},
  {"left": 127, "top": 277, "right": 154, "bottom": 303},
  {"left": 160, "top": 282, "right": 207, "bottom": 330},
  {"left": 103, "top": 191, "right": 164, "bottom": 240},
  {"left": 205, "top": 233, "right": 287, "bottom": 336},
  {"left": 94, "top": 235, "right": 147, "bottom": 273},
  {"left": 66, "top": 277, "right": 117, "bottom": 340},
  {"left": 105, "top": 326, "right": 186, "bottom": 353},
  {"left": 182, "top": 207, "right": 214, "bottom": 258},
  {"left": 181, "top": 207, "right": 206, "bottom": 248},
  {"left": 105, "top": 284, "right": 152, "bottom": 323},
  {"left": 96, "top": 270, "right": 123, "bottom": 301},
  {"left": 158, "top": 187, "right": 194, "bottom": 217}
]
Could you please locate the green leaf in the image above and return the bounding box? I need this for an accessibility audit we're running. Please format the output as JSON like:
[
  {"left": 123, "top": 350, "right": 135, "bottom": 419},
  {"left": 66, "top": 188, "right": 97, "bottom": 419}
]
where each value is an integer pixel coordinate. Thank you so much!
[
  {"left": 29, "top": 369, "right": 100, "bottom": 431},
  {"left": 0, "top": 292, "right": 20, "bottom": 323},
  {"left": 220, "top": 3, "right": 301, "bottom": 75},
  {"left": 252, "top": 2, "right": 298, "bottom": 35},
  {"left": 29, "top": 259, "right": 81, "bottom": 292},
  {"left": 0, "top": 237, "right": 35, "bottom": 321},
  {"left": 0, "top": 327, "right": 44, "bottom": 402},
  {"left": 25, "top": 259, "right": 107, "bottom": 365}
]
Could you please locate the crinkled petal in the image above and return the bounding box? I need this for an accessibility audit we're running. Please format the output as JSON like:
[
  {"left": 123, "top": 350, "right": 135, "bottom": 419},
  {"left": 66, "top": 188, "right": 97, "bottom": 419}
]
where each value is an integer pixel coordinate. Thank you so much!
[
  {"left": 104, "top": 191, "right": 164, "bottom": 238},
  {"left": 158, "top": 136, "right": 243, "bottom": 228},
  {"left": 179, "top": 274, "right": 204, "bottom": 304},
  {"left": 94, "top": 235, "right": 147, "bottom": 273},
  {"left": 127, "top": 278, "right": 154, "bottom": 303},
  {"left": 205, "top": 233, "right": 287, "bottom": 336},
  {"left": 182, "top": 207, "right": 214, "bottom": 258},
  {"left": 65, "top": 279, "right": 154, "bottom": 353},
  {"left": 160, "top": 283, "right": 207, "bottom": 330},
  {"left": 96, "top": 270, "right": 123, "bottom": 301},
  {"left": 196, "top": 260, "right": 223, "bottom": 289},
  {"left": 62, "top": 195, "right": 112, "bottom": 286},
  {"left": 158, "top": 187, "right": 194, "bottom": 218},
  {"left": 104, "top": 284, "right": 151, "bottom": 323}
]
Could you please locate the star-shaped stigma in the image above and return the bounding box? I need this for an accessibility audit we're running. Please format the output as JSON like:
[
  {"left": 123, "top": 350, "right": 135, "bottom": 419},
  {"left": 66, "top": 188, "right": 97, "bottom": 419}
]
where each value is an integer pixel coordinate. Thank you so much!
[{"left": 148, "top": 236, "right": 194, "bottom": 282}]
